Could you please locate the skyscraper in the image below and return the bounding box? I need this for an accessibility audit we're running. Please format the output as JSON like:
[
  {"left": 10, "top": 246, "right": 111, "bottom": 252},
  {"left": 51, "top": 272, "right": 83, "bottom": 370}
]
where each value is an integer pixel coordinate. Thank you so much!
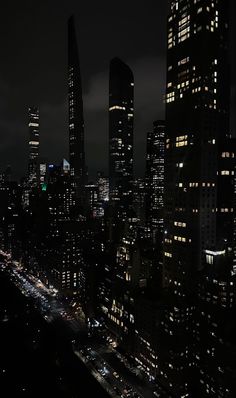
[
  {"left": 161, "top": 0, "right": 235, "bottom": 396},
  {"left": 68, "top": 16, "right": 86, "bottom": 202},
  {"left": 28, "top": 106, "right": 40, "bottom": 188},
  {"left": 109, "top": 57, "right": 134, "bottom": 213},
  {"left": 145, "top": 120, "right": 165, "bottom": 241},
  {"left": 164, "top": 0, "right": 231, "bottom": 289}
]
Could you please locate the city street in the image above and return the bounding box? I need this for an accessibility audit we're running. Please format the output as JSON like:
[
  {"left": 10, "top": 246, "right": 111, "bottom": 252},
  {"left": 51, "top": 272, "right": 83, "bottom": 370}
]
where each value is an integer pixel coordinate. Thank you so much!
[{"left": 0, "top": 251, "right": 170, "bottom": 398}]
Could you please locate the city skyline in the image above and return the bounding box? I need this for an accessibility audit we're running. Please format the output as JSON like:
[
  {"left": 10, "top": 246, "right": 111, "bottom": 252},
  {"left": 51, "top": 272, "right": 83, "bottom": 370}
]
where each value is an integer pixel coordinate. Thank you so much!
[
  {"left": 1, "top": 0, "right": 234, "bottom": 180},
  {"left": 1, "top": 2, "right": 236, "bottom": 397},
  {"left": 0, "top": 0, "right": 167, "bottom": 177}
]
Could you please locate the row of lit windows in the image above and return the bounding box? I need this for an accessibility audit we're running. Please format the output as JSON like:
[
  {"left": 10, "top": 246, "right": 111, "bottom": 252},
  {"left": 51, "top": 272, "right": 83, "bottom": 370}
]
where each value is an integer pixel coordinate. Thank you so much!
[
  {"left": 109, "top": 105, "right": 126, "bottom": 111},
  {"left": 176, "top": 141, "right": 188, "bottom": 148},
  {"left": 29, "top": 122, "right": 39, "bottom": 128},
  {"left": 222, "top": 152, "right": 235, "bottom": 158},
  {"left": 192, "top": 86, "right": 202, "bottom": 94},
  {"left": 29, "top": 141, "right": 39, "bottom": 146},
  {"left": 177, "top": 80, "right": 189, "bottom": 89},
  {"left": 174, "top": 235, "right": 188, "bottom": 242},
  {"left": 175, "top": 135, "right": 188, "bottom": 148},
  {"left": 178, "top": 27, "right": 190, "bottom": 43},
  {"left": 174, "top": 221, "right": 186, "bottom": 228},
  {"left": 179, "top": 15, "right": 190, "bottom": 28},
  {"left": 166, "top": 91, "right": 175, "bottom": 103},
  {"left": 220, "top": 170, "right": 234, "bottom": 176},
  {"left": 108, "top": 313, "right": 124, "bottom": 327},
  {"left": 176, "top": 135, "right": 188, "bottom": 142},
  {"left": 188, "top": 182, "right": 215, "bottom": 188},
  {"left": 189, "top": 207, "right": 234, "bottom": 214},
  {"left": 178, "top": 57, "right": 190, "bottom": 67}
]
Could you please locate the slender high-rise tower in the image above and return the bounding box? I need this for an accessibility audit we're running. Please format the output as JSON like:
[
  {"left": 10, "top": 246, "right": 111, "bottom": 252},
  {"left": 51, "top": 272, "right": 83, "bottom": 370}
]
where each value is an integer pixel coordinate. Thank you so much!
[
  {"left": 145, "top": 120, "right": 165, "bottom": 240},
  {"left": 28, "top": 106, "right": 40, "bottom": 188},
  {"left": 109, "top": 58, "right": 134, "bottom": 213},
  {"left": 68, "top": 16, "right": 86, "bottom": 201}
]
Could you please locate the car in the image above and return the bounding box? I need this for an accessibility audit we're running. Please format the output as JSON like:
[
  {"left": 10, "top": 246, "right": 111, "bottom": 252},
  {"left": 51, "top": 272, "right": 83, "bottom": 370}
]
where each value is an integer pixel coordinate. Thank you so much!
[
  {"left": 123, "top": 392, "right": 131, "bottom": 397},
  {"left": 113, "top": 371, "right": 119, "bottom": 379},
  {"left": 123, "top": 387, "right": 133, "bottom": 395},
  {"left": 153, "top": 392, "right": 160, "bottom": 397}
]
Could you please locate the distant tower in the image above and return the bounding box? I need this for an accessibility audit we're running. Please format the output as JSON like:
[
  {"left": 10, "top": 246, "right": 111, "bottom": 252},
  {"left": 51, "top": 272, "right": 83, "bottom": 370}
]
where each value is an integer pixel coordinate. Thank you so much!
[
  {"left": 145, "top": 120, "right": 165, "bottom": 240},
  {"left": 109, "top": 57, "right": 134, "bottom": 212},
  {"left": 68, "top": 16, "right": 86, "bottom": 202},
  {"left": 28, "top": 106, "right": 40, "bottom": 188},
  {"left": 97, "top": 171, "right": 109, "bottom": 202}
]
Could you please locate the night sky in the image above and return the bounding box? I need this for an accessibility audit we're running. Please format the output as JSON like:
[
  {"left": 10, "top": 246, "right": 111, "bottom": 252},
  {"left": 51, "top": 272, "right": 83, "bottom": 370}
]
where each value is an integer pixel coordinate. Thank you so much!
[{"left": 0, "top": 0, "right": 235, "bottom": 179}]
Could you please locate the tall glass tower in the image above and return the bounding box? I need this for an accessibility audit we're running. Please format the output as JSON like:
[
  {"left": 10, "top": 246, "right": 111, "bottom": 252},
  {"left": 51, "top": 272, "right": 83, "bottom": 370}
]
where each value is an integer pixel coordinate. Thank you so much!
[
  {"left": 145, "top": 120, "right": 165, "bottom": 240},
  {"left": 109, "top": 58, "right": 134, "bottom": 214},
  {"left": 68, "top": 16, "right": 86, "bottom": 202},
  {"left": 28, "top": 106, "right": 40, "bottom": 188}
]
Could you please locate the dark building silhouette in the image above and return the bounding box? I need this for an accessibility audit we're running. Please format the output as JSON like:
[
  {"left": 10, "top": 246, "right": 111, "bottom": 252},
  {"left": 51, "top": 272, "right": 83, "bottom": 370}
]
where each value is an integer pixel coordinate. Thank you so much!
[
  {"left": 0, "top": 178, "right": 22, "bottom": 258},
  {"left": 68, "top": 16, "right": 86, "bottom": 203},
  {"left": 84, "top": 183, "right": 99, "bottom": 217},
  {"left": 109, "top": 57, "right": 134, "bottom": 213}
]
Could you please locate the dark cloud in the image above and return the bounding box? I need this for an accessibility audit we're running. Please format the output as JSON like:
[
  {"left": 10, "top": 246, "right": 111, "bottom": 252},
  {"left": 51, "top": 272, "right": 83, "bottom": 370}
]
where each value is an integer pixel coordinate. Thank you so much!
[
  {"left": 0, "top": 0, "right": 235, "bottom": 179},
  {"left": 132, "top": 56, "right": 166, "bottom": 129},
  {"left": 0, "top": 0, "right": 168, "bottom": 179},
  {"left": 40, "top": 102, "right": 68, "bottom": 162},
  {"left": 132, "top": 56, "right": 166, "bottom": 175},
  {"left": 84, "top": 73, "right": 108, "bottom": 113}
]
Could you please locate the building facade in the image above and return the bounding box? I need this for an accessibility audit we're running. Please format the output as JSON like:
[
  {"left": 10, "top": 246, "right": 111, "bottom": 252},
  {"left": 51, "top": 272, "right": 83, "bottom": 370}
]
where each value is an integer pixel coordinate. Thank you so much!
[{"left": 161, "top": 0, "right": 235, "bottom": 396}]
